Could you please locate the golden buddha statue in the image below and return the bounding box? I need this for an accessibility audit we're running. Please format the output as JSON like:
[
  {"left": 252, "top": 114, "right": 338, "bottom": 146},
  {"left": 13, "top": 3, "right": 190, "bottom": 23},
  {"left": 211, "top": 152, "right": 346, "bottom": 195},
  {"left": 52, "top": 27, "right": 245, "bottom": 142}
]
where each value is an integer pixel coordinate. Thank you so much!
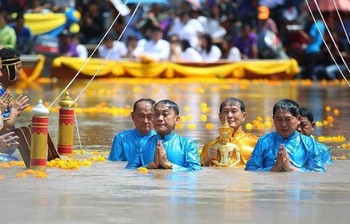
[
  {"left": 200, "top": 118, "right": 257, "bottom": 168},
  {"left": 211, "top": 117, "right": 241, "bottom": 167}
]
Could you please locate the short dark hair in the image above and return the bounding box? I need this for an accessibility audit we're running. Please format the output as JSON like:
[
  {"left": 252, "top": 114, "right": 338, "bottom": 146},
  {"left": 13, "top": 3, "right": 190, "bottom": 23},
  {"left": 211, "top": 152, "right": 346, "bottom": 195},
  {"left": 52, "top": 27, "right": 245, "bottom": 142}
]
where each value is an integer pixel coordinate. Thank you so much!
[
  {"left": 273, "top": 99, "right": 299, "bottom": 117},
  {"left": 133, "top": 98, "right": 156, "bottom": 112},
  {"left": 299, "top": 107, "right": 314, "bottom": 122},
  {"left": 0, "top": 47, "right": 21, "bottom": 60},
  {"left": 155, "top": 99, "right": 179, "bottom": 115},
  {"left": 219, "top": 97, "right": 245, "bottom": 113}
]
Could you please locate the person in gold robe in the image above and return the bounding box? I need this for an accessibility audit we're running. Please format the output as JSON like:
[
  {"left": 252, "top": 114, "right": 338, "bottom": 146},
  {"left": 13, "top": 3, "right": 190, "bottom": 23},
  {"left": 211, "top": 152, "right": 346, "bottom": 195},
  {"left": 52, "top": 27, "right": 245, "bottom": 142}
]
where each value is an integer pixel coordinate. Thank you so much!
[
  {"left": 210, "top": 117, "right": 241, "bottom": 167},
  {"left": 200, "top": 97, "right": 258, "bottom": 168}
]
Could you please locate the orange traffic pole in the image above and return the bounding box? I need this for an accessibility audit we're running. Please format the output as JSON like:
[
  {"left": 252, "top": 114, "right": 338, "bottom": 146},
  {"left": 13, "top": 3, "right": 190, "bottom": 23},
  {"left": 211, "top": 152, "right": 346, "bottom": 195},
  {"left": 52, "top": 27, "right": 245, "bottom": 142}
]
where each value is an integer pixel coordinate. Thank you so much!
[
  {"left": 30, "top": 99, "right": 49, "bottom": 170},
  {"left": 57, "top": 92, "right": 75, "bottom": 156}
]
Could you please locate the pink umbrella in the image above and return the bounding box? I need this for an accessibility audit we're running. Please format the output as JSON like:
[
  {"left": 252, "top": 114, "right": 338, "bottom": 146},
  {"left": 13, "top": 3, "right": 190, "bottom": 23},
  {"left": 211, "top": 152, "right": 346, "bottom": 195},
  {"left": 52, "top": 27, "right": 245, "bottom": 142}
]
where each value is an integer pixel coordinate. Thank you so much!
[{"left": 309, "top": 0, "right": 350, "bottom": 12}]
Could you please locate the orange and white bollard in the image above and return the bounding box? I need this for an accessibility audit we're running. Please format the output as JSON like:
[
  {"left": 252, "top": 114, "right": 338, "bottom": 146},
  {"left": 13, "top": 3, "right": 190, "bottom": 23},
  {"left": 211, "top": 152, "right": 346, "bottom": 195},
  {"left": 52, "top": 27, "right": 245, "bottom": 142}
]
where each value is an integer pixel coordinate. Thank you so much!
[
  {"left": 30, "top": 99, "right": 49, "bottom": 170},
  {"left": 57, "top": 92, "right": 75, "bottom": 156}
]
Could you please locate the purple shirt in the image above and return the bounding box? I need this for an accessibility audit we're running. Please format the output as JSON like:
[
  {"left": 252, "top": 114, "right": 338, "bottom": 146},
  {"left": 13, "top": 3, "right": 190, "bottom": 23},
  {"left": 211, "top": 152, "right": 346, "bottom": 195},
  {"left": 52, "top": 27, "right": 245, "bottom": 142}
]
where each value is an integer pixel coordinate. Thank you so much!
[{"left": 234, "top": 32, "right": 257, "bottom": 59}]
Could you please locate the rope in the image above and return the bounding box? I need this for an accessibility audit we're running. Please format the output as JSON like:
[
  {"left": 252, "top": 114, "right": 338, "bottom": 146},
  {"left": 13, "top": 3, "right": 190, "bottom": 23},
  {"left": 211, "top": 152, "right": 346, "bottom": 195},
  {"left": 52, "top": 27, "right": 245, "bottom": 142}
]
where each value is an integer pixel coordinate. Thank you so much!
[
  {"left": 74, "top": 112, "right": 83, "bottom": 152},
  {"left": 48, "top": 0, "right": 131, "bottom": 109},
  {"left": 306, "top": 0, "right": 350, "bottom": 86},
  {"left": 70, "top": 1, "right": 142, "bottom": 107}
]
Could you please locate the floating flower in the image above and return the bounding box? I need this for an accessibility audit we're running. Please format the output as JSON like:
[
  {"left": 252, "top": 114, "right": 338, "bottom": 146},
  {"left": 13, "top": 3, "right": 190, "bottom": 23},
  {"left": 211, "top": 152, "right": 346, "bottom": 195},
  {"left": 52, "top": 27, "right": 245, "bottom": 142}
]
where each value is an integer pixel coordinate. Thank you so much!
[
  {"left": 325, "top": 105, "right": 331, "bottom": 112},
  {"left": 246, "top": 123, "right": 253, "bottom": 130},
  {"left": 188, "top": 123, "right": 196, "bottom": 130},
  {"left": 333, "top": 108, "right": 340, "bottom": 116},
  {"left": 16, "top": 172, "right": 27, "bottom": 178},
  {"left": 137, "top": 167, "right": 148, "bottom": 173},
  {"left": 205, "top": 123, "right": 214, "bottom": 130}
]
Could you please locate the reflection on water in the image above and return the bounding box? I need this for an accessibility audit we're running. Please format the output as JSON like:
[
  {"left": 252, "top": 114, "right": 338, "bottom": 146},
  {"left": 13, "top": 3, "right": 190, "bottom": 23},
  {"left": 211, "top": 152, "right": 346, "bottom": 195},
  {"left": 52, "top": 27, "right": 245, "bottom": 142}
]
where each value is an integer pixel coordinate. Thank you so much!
[{"left": 14, "top": 79, "right": 350, "bottom": 153}]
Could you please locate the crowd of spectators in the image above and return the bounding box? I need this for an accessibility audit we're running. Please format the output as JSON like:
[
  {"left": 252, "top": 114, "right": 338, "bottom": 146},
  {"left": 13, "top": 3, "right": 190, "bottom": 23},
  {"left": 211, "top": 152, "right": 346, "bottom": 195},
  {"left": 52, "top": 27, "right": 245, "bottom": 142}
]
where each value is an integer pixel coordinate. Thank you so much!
[{"left": 0, "top": 0, "right": 349, "bottom": 80}]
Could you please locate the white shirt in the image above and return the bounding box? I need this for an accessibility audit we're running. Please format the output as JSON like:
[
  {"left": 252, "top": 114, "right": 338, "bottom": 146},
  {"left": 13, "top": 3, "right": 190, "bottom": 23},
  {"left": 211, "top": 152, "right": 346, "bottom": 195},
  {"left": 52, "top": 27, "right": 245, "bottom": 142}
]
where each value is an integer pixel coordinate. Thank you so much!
[
  {"left": 168, "top": 17, "right": 204, "bottom": 48},
  {"left": 227, "top": 47, "right": 241, "bottom": 61},
  {"left": 200, "top": 45, "right": 222, "bottom": 62},
  {"left": 134, "top": 39, "right": 170, "bottom": 61},
  {"left": 181, "top": 48, "right": 202, "bottom": 62},
  {"left": 98, "top": 41, "right": 127, "bottom": 60},
  {"left": 76, "top": 44, "right": 88, "bottom": 59}
]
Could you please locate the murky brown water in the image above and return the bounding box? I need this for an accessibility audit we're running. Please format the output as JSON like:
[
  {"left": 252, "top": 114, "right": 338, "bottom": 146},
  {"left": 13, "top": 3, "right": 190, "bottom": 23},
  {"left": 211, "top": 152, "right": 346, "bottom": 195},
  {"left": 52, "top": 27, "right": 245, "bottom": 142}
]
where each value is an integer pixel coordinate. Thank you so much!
[
  {"left": 15, "top": 78, "right": 350, "bottom": 153},
  {"left": 2, "top": 78, "right": 350, "bottom": 223}
]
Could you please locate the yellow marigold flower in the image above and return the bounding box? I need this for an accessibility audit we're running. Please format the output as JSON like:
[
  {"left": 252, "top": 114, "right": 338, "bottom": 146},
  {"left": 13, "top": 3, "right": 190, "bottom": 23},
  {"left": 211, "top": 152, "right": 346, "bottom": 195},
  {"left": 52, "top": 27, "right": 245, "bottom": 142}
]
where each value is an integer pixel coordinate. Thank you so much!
[
  {"left": 317, "top": 136, "right": 325, "bottom": 142},
  {"left": 264, "top": 121, "right": 272, "bottom": 129},
  {"left": 326, "top": 116, "right": 334, "bottom": 124},
  {"left": 25, "top": 169, "right": 36, "bottom": 174},
  {"left": 333, "top": 108, "right": 340, "bottom": 116},
  {"left": 35, "top": 171, "right": 48, "bottom": 178},
  {"left": 200, "top": 114, "right": 207, "bottom": 122},
  {"left": 137, "top": 167, "right": 148, "bottom": 173},
  {"left": 84, "top": 161, "right": 92, "bottom": 166},
  {"left": 0, "top": 163, "right": 10, "bottom": 168},
  {"left": 205, "top": 123, "right": 214, "bottom": 130},
  {"left": 188, "top": 123, "right": 196, "bottom": 130},
  {"left": 16, "top": 172, "right": 27, "bottom": 178},
  {"left": 246, "top": 123, "right": 253, "bottom": 130},
  {"left": 325, "top": 106, "right": 331, "bottom": 112},
  {"left": 186, "top": 114, "right": 193, "bottom": 121}
]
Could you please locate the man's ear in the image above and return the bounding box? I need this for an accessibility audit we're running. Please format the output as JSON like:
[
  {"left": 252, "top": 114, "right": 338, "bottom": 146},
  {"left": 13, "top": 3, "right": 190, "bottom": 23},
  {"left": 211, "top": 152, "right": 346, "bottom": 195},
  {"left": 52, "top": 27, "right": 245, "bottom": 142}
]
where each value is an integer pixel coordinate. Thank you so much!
[
  {"left": 241, "top": 111, "right": 247, "bottom": 121},
  {"left": 296, "top": 115, "right": 301, "bottom": 125},
  {"left": 175, "top": 115, "right": 180, "bottom": 124},
  {"left": 311, "top": 121, "right": 316, "bottom": 129}
]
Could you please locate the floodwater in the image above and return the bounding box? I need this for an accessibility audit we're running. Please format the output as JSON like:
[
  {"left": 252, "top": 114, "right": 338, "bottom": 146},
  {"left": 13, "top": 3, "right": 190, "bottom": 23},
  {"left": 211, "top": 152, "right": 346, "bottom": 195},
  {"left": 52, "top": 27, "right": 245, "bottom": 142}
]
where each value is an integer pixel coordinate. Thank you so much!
[{"left": 2, "top": 78, "right": 350, "bottom": 223}]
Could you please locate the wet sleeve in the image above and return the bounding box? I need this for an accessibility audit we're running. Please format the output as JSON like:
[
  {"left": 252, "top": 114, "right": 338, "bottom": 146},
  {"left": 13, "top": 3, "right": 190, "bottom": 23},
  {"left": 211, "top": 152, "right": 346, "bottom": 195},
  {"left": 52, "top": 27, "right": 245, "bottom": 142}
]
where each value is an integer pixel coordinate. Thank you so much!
[
  {"left": 245, "top": 139, "right": 273, "bottom": 171},
  {"left": 304, "top": 140, "right": 325, "bottom": 172},
  {"left": 108, "top": 135, "right": 124, "bottom": 161},
  {"left": 125, "top": 151, "right": 142, "bottom": 169},
  {"left": 140, "top": 141, "right": 156, "bottom": 167},
  {"left": 179, "top": 139, "right": 202, "bottom": 172},
  {"left": 319, "top": 143, "right": 333, "bottom": 164}
]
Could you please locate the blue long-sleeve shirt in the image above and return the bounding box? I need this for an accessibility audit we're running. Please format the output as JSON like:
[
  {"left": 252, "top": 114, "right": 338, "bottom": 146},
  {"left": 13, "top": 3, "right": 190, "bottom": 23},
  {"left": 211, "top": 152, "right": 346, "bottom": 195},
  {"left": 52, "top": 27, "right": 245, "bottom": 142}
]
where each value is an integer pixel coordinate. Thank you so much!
[
  {"left": 108, "top": 128, "right": 156, "bottom": 161},
  {"left": 127, "top": 132, "right": 201, "bottom": 171},
  {"left": 245, "top": 131, "right": 325, "bottom": 172},
  {"left": 317, "top": 141, "right": 333, "bottom": 165}
]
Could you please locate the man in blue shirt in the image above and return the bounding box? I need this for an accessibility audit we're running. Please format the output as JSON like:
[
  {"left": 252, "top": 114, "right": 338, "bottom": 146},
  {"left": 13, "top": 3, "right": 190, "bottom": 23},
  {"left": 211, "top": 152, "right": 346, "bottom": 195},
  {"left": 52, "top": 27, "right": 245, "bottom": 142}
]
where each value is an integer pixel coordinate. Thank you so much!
[
  {"left": 109, "top": 98, "right": 156, "bottom": 162},
  {"left": 245, "top": 99, "right": 324, "bottom": 172},
  {"left": 297, "top": 107, "right": 333, "bottom": 164},
  {"left": 127, "top": 99, "right": 201, "bottom": 171}
]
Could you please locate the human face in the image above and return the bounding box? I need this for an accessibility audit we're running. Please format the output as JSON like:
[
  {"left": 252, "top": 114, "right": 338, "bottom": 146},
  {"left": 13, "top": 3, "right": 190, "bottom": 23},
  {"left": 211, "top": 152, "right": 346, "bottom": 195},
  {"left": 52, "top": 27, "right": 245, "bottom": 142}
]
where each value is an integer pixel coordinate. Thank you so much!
[
  {"left": 273, "top": 109, "right": 300, "bottom": 138},
  {"left": 131, "top": 101, "right": 154, "bottom": 136},
  {"left": 153, "top": 103, "right": 179, "bottom": 138},
  {"left": 297, "top": 116, "right": 314, "bottom": 136},
  {"left": 219, "top": 104, "right": 246, "bottom": 132},
  {"left": 15, "top": 62, "right": 22, "bottom": 80}
]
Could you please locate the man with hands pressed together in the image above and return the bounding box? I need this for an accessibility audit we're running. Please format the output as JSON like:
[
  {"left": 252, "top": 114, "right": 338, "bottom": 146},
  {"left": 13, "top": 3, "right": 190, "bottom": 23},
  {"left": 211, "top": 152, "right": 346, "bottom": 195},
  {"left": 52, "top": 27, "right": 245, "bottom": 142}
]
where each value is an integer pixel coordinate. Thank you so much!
[
  {"left": 127, "top": 99, "right": 201, "bottom": 171},
  {"left": 245, "top": 99, "right": 324, "bottom": 172}
]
